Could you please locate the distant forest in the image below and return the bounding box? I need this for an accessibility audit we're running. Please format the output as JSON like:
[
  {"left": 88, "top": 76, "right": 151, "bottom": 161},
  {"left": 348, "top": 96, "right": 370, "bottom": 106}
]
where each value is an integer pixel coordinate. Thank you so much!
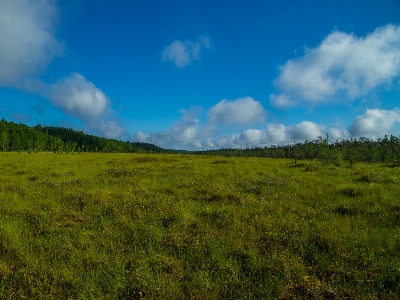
[
  {"left": 1, "top": 119, "right": 400, "bottom": 165},
  {"left": 0, "top": 119, "right": 163, "bottom": 153}
]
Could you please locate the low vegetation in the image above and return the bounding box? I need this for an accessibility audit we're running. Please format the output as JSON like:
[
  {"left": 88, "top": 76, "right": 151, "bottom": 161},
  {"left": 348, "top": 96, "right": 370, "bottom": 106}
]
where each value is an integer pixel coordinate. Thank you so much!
[{"left": 1, "top": 152, "right": 400, "bottom": 299}]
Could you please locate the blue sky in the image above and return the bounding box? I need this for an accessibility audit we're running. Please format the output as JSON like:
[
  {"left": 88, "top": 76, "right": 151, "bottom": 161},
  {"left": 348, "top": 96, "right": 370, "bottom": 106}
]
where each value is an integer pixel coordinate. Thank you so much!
[{"left": 1, "top": 0, "right": 400, "bottom": 150}]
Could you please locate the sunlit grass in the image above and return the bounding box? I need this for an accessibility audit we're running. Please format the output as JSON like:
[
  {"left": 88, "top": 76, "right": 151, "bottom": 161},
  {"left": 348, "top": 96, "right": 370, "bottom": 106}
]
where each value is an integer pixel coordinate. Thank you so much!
[{"left": 0, "top": 152, "right": 399, "bottom": 298}]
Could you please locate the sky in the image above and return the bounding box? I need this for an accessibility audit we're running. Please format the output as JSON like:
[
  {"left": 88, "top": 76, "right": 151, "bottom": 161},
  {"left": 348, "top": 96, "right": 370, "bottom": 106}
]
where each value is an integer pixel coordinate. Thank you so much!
[{"left": 1, "top": 0, "right": 400, "bottom": 150}]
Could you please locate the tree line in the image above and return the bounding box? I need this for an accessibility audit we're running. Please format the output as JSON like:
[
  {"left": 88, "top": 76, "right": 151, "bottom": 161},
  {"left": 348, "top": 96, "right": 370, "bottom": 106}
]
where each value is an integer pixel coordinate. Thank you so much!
[
  {"left": 0, "top": 119, "right": 163, "bottom": 153},
  {"left": 1, "top": 119, "right": 400, "bottom": 165},
  {"left": 198, "top": 134, "right": 400, "bottom": 166}
]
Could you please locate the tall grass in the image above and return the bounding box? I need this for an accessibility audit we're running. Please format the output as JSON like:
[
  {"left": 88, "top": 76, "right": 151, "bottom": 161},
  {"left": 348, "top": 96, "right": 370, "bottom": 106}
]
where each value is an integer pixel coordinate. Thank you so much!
[{"left": 0, "top": 152, "right": 399, "bottom": 299}]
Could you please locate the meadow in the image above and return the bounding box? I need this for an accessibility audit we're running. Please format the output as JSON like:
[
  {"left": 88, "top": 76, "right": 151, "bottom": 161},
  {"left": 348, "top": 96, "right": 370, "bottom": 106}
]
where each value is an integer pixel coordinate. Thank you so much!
[{"left": 0, "top": 152, "right": 399, "bottom": 299}]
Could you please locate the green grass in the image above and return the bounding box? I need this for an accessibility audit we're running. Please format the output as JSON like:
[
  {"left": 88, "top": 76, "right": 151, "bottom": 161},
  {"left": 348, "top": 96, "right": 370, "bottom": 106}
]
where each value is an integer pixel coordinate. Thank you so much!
[{"left": 0, "top": 152, "right": 400, "bottom": 299}]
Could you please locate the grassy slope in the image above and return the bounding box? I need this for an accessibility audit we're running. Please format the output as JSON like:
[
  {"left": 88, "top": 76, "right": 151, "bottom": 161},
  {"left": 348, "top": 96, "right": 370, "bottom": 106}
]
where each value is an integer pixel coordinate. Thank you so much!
[{"left": 0, "top": 153, "right": 400, "bottom": 299}]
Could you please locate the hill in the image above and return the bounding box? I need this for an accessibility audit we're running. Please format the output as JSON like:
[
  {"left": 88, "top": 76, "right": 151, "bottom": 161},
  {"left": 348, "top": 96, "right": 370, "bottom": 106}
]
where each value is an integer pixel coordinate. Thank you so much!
[{"left": 0, "top": 119, "right": 163, "bottom": 153}]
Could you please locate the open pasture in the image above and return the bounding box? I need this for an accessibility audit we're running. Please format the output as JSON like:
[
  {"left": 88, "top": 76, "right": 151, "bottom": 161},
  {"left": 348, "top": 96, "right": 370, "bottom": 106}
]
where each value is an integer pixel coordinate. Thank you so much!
[{"left": 0, "top": 152, "right": 400, "bottom": 299}]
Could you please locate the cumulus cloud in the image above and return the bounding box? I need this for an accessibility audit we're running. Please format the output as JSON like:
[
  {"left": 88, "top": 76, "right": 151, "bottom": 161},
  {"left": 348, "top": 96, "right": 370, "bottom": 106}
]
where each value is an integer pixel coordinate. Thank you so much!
[
  {"left": 0, "top": 0, "right": 64, "bottom": 87},
  {"left": 42, "top": 73, "right": 124, "bottom": 138},
  {"left": 162, "top": 36, "right": 211, "bottom": 68},
  {"left": 348, "top": 108, "right": 400, "bottom": 139},
  {"left": 271, "top": 24, "right": 400, "bottom": 107},
  {"left": 208, "top": 97, "right": 266, "bottom": 125},
  {"left": 46, "top": 73, "right": 109, "bottom": 120}
]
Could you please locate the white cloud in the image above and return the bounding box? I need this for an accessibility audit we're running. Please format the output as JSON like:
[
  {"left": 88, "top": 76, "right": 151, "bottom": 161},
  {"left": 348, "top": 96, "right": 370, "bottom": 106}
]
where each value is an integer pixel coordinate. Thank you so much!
[
  {"left": 266, "top": 124, "right": 287, "bottom": 144},
  {"left": 288, "top": 121, "right": 325, "bottom": 141},
  {"left": 271, "top": 24, "right": 400, "bottom": 107},
  {"left": 329, "top": 127, "right": 348, "bottom": 140},
  {"left": 208, "top": 97, "right": 266, "bottom": 125},
  {"left": 212, "top": 121, "right": 339, "bottom": 149},
  {"left": 136, "top": 98, "right": 268, "bottom": 149},
  {"left": 169, "top": 108, "right": 201, "bottom": 143},
  {"left": 0, "top": 0, "right": 64, "bottom": 87},
  {"left": 348, "top": 108, "right": 400, "bottom": 139},
  {"left": 269, "top": 94, "right": 294, "bottom": 107},
  {"left": 134, "top": 107, "right": 201, "bottom": 148},
  {"left": 133, "top": 98, "right": 330, "bottom": 149},
  {"left": 44, "top": 73, "right": 124, "bottom": 138},
  {"left": 203, "top": 138, "right": 215, "bottom": 148},
  {"left": 162, "top": 36, "right": 211, "bottom": 68},
  {"left": 239, "top": 129, "right": 267, "bottom": 146},
  {"left": 134, "top": 101, "right": 400, "bottom": 150},
  {"left": 266, "top": 121, "right": 325, "bottom": 144},
  {"left": 191, "top": 137, "right": 215, "bottom": 149},
  {"left": 94, "top": 119, "right": 125, "bottom": 139},
  {"left": 135, "top": 131, "right": 149, "bottom": 143},
  {"left": 47, "top": 73, "right": 109, "bottom": 119},
  {"left": 214, "top": 134, "right": 241, "bottom": 149},
  {"left": 212, "top": 121, "right": 325, "bottom": 149}
]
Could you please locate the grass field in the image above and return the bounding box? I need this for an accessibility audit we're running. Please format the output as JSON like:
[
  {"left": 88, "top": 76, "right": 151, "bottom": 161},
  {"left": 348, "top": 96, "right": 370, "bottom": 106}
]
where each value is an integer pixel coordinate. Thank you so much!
[{"left": 0, "top": 152, "right": 399, "bottom": 299}]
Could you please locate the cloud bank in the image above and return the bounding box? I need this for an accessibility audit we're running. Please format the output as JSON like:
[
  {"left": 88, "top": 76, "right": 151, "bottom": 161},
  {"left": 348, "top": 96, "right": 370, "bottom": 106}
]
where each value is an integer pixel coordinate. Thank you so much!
[
  {"left": 0, "top": 0, "right": 124, "bottom": 138},
  {"left": 162, "top": 36, "right": 211, "bottom": 68},
  {"left": 135, "top": 99, "right": 400, "bottom": 150},
  {"left": 270, "top": 24, "right": 400, "bottom": 107},
  {"left": 135, "top": 97, "right": 328, "bottom": 149}
]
